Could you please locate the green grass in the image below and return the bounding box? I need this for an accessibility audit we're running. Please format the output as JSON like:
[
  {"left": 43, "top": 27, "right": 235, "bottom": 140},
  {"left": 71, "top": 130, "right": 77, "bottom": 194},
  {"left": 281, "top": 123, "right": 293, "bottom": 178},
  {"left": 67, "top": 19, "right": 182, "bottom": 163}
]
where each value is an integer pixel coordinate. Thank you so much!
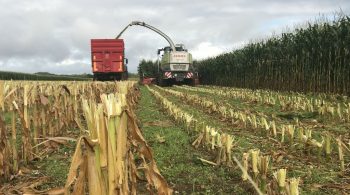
[
  {"left": 31, "top": 138, "right": 76, "bottom": 190},
  {"left": 136, "top": 86, "right": 251, "bottom": 194}
]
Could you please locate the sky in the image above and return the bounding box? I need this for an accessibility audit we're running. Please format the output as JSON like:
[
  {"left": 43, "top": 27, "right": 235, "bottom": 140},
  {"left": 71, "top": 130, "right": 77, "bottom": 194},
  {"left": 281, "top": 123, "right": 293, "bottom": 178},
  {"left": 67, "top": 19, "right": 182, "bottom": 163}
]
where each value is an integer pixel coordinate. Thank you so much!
[{"left": 0, "top": 0, "right": 349, "bottom": 74}]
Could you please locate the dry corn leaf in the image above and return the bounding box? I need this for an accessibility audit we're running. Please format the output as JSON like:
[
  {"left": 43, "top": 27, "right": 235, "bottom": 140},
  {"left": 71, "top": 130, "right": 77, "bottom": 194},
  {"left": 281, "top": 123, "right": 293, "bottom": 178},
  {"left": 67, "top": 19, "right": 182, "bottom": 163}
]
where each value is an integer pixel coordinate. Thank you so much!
[
  {"left": 64, "top": 136, "right": 88, "bottom": 194},
  {"left": 311, "top": 183, "right": 350, "bottom": 190},
  {"left": 276, "top": 155, "right": 284, "bottom": 163},
  {"left": 144, "top": 120, "right": 173, "bottom": 127},
  {"left": 40, "top": 95, "right": 49, "bottom": 106},
  {"left": 0, "top": 115, "right": 11, "bottom": 179},
  {"left": 127, "top": 110, "right": 172, "bottom": 194},
  {"left": 198, "top": 157, "right": 217, "bottom": 166},
  {"left": 156, "top": 134, "right": 166, "bottom": 143}
]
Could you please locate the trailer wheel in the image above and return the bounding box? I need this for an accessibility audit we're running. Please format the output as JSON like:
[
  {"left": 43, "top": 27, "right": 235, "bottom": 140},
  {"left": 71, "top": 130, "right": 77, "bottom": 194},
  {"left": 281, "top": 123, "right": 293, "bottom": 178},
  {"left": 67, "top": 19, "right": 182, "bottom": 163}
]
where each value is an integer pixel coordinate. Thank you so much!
[{"left": 121, "top": 71, "right": 128, "bottom": 80}]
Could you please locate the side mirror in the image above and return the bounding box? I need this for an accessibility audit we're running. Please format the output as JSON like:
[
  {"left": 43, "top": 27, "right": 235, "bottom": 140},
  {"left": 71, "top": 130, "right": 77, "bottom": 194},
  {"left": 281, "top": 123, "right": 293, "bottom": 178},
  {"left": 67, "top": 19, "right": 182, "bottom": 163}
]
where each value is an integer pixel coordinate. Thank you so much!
[{"left": 124, "top": 58, "right": 128, "bottom": 64}]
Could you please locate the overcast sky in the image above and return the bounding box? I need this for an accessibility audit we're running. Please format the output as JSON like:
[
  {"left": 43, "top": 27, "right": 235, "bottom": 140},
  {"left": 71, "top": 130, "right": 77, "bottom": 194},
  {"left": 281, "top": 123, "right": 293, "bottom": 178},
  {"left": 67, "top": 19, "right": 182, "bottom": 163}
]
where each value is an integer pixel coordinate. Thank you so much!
[{"left": 0, "top": 0, "right": 349, "bottom": 74}]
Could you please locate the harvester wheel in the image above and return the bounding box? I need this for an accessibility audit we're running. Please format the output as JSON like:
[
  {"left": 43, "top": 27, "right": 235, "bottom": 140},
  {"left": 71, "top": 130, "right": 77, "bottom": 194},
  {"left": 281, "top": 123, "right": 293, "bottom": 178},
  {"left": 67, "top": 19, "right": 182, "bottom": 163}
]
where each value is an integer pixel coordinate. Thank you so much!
[
  {"left": 184, "top": 78, "right": 195, "bottom": 86},
  {"left": 190, "top": 79, "right": 196, "bottom": 86},
  {"left": 159, "top": 79, "right": 164, "bottom": 87},
  {"left": 158, "top": 78, "right": 167, "bottom": 87}
]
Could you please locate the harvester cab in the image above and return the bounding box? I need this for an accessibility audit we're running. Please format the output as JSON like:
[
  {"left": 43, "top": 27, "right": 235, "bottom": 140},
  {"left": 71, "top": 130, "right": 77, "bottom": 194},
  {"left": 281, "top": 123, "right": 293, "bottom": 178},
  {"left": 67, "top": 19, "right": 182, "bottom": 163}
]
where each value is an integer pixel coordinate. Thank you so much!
[{"left": 175, "top": 44, "right": 187, "bottom": 51}]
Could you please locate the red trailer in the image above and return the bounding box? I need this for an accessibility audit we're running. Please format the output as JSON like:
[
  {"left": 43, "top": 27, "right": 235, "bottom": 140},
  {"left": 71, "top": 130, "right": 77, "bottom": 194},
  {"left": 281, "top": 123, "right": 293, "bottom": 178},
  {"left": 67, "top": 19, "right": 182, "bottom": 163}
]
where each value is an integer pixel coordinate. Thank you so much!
[{"left": 91, "top": 39, "right": 128, "bottom": 81}]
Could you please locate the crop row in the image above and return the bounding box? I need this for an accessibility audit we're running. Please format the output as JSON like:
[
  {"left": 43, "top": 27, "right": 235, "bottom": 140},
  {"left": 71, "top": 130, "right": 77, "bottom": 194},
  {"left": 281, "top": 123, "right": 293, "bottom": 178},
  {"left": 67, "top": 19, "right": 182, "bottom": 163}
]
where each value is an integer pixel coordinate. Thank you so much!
[
  {"left": 0, "top": 81, "right": 171, "bottom": 194},
  {"left": 175, "top": 85, "right": 350, "bottom": 122},
  {"left": 158, "top": 86, "right": 349, "bottom": 172},
  {"left": 148, "top": 86, "right": 301, "bottom": 195}
]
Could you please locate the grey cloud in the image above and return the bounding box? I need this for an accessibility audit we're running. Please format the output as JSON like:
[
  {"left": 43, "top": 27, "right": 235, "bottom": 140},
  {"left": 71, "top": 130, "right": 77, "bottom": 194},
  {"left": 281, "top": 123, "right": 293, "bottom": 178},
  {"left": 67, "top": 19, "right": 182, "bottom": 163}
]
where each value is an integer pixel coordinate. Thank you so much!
[{"left": 0, "top": 0, "right": 349, "bottom": 74}]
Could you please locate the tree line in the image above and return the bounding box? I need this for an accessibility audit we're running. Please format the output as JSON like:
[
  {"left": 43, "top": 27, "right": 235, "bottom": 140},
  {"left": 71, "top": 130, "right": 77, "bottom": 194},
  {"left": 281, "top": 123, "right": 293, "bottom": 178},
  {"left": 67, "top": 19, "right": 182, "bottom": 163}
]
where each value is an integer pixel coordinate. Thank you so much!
[{"left": 0, "top": 71, "right": 90, "bottom": 81}]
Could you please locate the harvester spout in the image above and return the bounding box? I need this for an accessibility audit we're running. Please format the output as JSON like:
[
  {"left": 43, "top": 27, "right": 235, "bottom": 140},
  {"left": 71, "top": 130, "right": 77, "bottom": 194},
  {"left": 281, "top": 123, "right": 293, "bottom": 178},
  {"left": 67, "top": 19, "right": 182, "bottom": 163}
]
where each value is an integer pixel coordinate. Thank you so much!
[{"left": 115, "top": 21, "right": 176, "bottom": 51}]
